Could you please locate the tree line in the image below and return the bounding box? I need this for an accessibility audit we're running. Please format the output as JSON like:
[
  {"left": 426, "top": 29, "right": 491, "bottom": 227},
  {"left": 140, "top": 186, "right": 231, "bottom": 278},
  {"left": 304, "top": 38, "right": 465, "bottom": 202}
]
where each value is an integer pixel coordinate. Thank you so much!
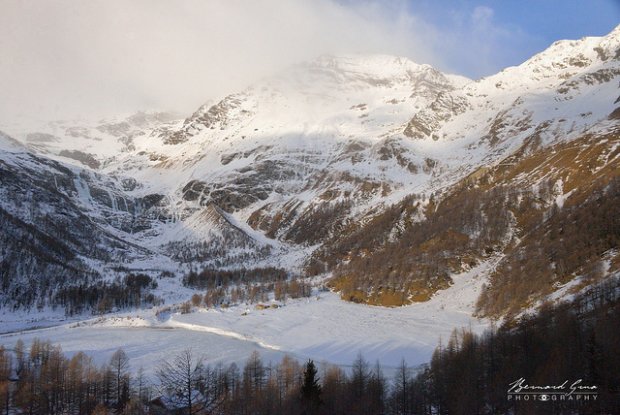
[
  {"left": 0, "top": 342, "right": 388, "bottom": 415},
  {"left": 2, "top": 264, "right": 162, "bottom": 316},
  {"left": 478, "top": 176, "right": 620, "bottom": 317},
  {"left": 182, "top": 267, "right": 313, "bottom": 309},
  {"left": 325, "top": 184, "right": 514, "bottom": 306},
  {"left": 54, "top": 273, "right": 162, "bottom": 316},
  {"left": 0, "top": 339, "right": 140, "bottom": 415},
  {"left": 413, "top": 276, "right": 620, "bottom": 415}
]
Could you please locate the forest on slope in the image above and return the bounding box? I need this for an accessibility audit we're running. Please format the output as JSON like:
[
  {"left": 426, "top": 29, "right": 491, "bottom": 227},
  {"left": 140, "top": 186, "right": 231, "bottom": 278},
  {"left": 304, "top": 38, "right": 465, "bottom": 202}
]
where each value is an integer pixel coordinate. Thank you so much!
[{"left": 321, "top": 130, "right": 620, "bottom": 314}]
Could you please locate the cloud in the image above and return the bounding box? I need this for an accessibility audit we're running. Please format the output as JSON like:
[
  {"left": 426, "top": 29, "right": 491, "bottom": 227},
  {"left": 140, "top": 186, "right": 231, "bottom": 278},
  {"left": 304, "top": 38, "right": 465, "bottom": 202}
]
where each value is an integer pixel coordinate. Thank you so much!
[
  {"left": 467, "top": 6, "right": 510, "bottom": 74},
  {"left": 425, "top": 3, "right": 535, "bottom": 79},
  {"left": 0, "top": 0, "right": 440, "bottom": 122},
  {"left": 0, "top": 0, "right": 551, "bottom": 124},
  {"left": 471, "top": 6, "right": 494, "bottom": 28}
]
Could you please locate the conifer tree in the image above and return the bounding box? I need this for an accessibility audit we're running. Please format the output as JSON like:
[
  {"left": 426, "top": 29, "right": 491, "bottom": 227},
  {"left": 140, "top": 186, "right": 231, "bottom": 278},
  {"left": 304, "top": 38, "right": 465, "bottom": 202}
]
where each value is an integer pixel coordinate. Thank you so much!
[{"left": 300, "top": 359, "right": 322, "bottom": 415}]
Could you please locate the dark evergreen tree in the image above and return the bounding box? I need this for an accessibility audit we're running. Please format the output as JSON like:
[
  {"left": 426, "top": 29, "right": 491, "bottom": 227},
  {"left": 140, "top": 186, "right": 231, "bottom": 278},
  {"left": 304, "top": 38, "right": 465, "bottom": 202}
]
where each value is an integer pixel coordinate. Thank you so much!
[{"left": 300, "top": 360, "right": 322, "bottom": 415}]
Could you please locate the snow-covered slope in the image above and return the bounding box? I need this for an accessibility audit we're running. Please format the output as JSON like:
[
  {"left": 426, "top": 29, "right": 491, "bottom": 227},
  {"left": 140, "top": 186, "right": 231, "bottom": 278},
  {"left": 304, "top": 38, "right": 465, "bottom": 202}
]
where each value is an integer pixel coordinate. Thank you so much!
[
  {"left": 88, "top": 54, "right": 474, "bottom": 269},
  {"left": 0, "top": 26, "right": 619, "bottom": 315}
]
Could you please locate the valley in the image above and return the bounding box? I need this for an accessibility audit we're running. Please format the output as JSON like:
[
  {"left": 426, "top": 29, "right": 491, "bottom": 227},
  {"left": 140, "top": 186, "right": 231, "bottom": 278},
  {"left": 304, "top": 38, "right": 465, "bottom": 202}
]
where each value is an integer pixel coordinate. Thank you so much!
[{"left": 0, "top": 25, "right": 619, "bottom": 408}]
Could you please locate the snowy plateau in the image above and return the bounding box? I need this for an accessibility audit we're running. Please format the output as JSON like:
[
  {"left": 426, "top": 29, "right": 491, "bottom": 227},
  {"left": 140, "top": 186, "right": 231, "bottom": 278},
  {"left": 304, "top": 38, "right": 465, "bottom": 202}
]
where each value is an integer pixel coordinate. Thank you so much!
[{"left": 1, "top": 25, "right": 620, "bottom": 375}]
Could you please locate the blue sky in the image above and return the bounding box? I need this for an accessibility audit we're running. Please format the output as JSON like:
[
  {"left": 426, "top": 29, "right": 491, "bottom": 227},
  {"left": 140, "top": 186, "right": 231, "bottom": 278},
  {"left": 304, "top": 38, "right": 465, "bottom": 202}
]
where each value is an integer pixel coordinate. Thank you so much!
[
  {"left": 404, "top": 0, "right": 619, "bottom": 39},
  {"left": 391, "top": 0, "right": 620, "bottom": 77}
]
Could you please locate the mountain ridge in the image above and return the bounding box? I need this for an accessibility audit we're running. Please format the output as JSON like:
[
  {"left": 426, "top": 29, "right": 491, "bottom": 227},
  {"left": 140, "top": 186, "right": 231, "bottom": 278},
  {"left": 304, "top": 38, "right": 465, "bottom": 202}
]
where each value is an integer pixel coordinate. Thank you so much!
[{"left": 0, "top": 25, "right": 619, "bottom": 316}]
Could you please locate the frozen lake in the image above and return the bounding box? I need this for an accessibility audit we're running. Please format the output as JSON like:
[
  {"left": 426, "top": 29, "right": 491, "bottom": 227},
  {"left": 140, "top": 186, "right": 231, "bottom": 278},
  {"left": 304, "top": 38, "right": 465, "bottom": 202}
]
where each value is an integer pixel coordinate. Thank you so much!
[
  {"left": 0, "top": 325, "right": 287, "bottom": 376},
  {"left": 0, "top": 260, "right": 494, "bottom": 375}
]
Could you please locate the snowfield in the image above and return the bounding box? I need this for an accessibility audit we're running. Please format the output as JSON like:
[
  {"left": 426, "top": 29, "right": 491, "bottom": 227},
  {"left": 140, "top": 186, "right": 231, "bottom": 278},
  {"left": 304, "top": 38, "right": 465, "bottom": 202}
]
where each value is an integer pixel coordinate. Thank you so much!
[{"left": 0, "top": 259, "right": 493, "bottom": 374}]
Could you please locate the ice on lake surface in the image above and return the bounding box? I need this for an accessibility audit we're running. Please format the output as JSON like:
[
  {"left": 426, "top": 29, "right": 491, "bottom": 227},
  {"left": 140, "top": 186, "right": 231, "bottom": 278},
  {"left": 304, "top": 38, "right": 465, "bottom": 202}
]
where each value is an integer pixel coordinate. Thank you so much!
[
  {"left": 0, "top": 325, "right": 287, "bottom": 375},
  {"left": 0, "top": 261, "right": 491, "bottom": 375}
]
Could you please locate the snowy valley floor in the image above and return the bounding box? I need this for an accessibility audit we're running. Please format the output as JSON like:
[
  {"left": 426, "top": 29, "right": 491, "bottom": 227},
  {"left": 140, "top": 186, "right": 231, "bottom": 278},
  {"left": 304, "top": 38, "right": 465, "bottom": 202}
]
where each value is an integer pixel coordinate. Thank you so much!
[{"left": 0, "top": 261, "right": 494, "bottom": 375}]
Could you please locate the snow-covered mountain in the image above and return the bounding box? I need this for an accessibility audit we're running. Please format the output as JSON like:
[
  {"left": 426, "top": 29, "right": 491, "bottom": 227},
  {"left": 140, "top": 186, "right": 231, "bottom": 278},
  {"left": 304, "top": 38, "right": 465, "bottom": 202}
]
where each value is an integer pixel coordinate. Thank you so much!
[{"left": 1, "top": 26, "right": 619, "bottom": 316}]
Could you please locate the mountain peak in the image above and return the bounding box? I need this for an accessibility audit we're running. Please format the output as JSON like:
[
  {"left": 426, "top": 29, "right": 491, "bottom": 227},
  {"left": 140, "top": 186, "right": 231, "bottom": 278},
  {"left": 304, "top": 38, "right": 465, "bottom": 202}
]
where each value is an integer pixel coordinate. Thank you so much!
[
  {"left": 289, "top": 53, "right": 457, "bottom": 89},
  {"left": 526, "top": 24, "right": 619, "bottom": 68},
  {"left": 605, "top": 23, "right": 620, "bottom": 40},
  {"left": 309, "top": 53, "right": 424, "bottom": 72}
]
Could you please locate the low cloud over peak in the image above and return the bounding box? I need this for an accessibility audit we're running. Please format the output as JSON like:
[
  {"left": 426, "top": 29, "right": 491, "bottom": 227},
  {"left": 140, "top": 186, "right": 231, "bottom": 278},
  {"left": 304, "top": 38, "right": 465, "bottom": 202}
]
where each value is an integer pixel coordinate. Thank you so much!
[
  {"left": 1, "top": 0, "right": 613, "bottom": 123},
  {"left": 1, "top": 0, "right": 441, "bottom": 121}
]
